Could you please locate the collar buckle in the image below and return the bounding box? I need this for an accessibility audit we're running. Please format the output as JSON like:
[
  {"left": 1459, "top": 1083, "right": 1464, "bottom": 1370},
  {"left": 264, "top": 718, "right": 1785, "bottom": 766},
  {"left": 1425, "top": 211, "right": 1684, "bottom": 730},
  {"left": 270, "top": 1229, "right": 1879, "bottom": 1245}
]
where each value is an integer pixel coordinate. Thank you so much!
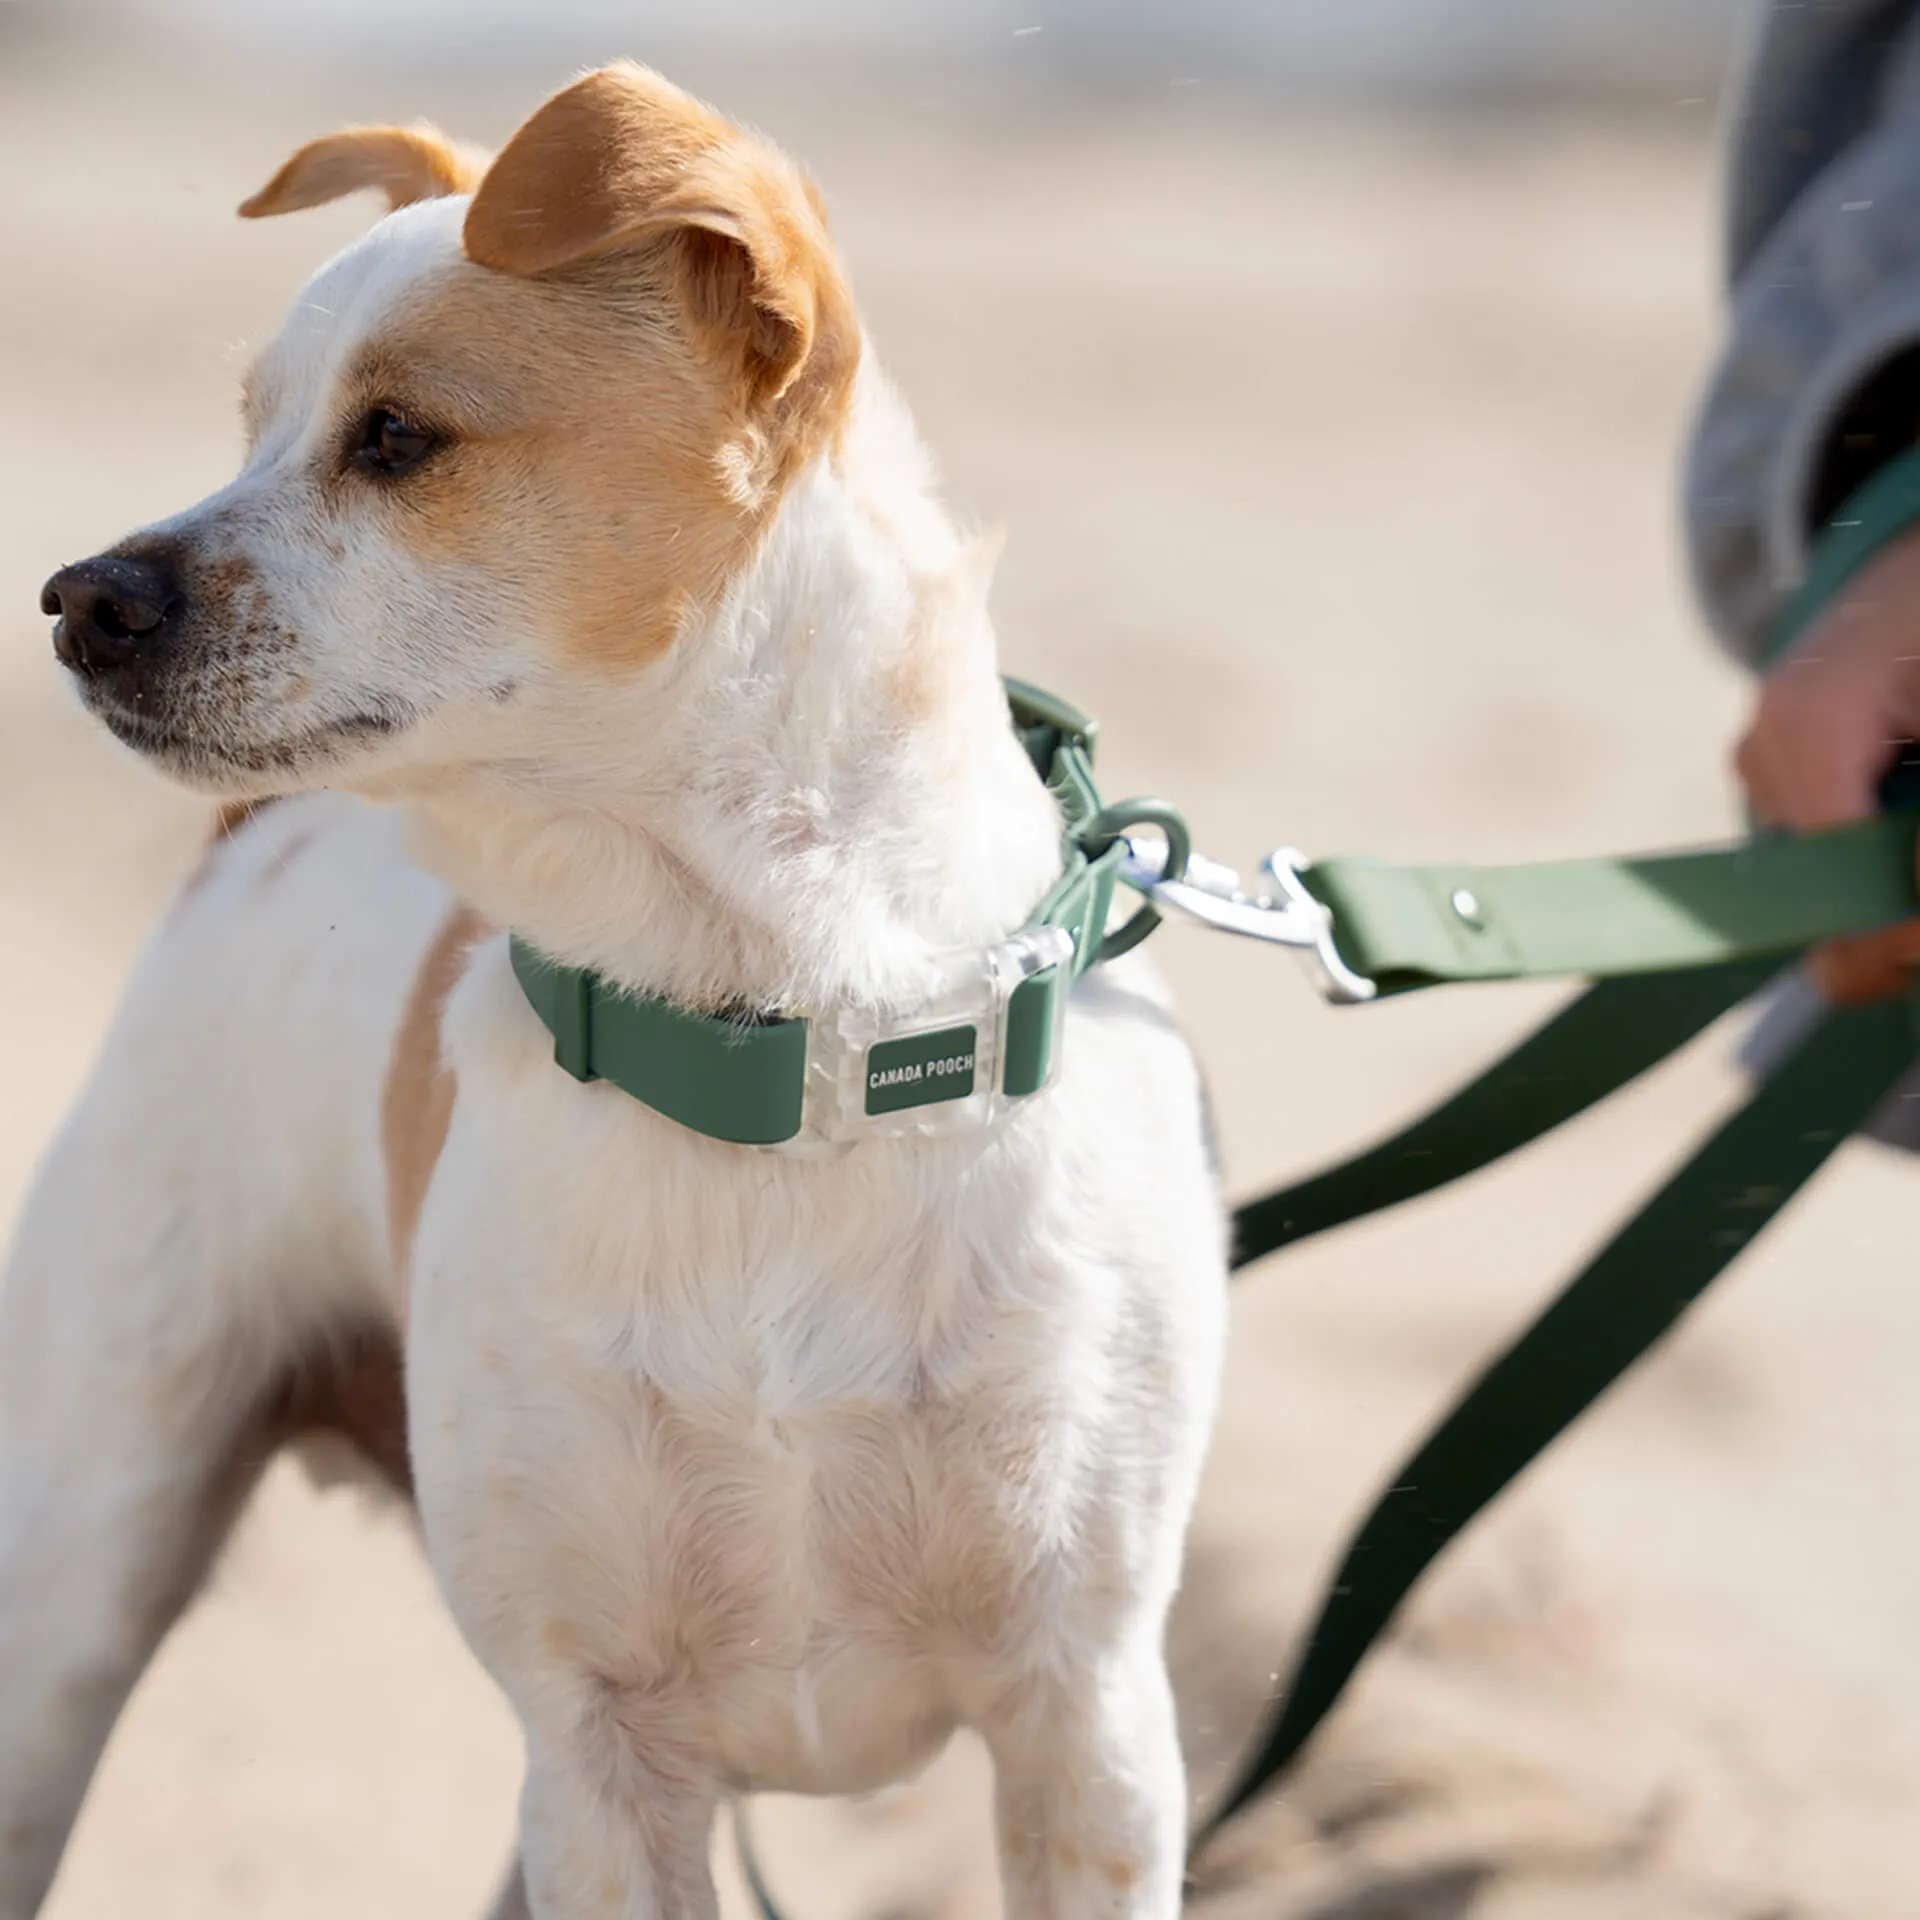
[{"left": 783, "top": 924, "right": 1074, "bottom": 1154}]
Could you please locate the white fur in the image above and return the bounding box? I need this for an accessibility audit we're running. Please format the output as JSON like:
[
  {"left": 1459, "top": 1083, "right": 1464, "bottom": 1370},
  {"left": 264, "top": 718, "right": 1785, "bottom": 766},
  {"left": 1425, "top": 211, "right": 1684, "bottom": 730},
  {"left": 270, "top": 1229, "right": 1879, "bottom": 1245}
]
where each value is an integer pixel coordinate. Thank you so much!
[{"left": 0, "top": 184, "right": 1226, "bottom": 1920}]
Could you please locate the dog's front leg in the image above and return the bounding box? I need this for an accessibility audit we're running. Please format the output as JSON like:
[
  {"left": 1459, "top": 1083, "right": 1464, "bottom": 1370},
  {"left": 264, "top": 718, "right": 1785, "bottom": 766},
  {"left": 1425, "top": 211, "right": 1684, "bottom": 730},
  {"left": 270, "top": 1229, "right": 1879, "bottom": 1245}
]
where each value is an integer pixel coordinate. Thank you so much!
[
  {"left": 515, "top": 1728, "right": 719, "bottom": 1920},
  {"left": 0, "top": 1107, "right": 299, "bottom": 1918},
  {"left": 985, "top": 1646, "right": 1187, "bottom": 1920}
]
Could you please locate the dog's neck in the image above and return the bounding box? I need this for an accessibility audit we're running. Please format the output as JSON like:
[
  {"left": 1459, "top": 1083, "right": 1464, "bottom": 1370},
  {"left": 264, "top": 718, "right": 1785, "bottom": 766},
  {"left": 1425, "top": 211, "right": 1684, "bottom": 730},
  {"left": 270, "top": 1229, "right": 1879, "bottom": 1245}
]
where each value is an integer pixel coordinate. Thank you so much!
[{"left": 400, "top": 380, "right": 1065, "bottom": 1016}]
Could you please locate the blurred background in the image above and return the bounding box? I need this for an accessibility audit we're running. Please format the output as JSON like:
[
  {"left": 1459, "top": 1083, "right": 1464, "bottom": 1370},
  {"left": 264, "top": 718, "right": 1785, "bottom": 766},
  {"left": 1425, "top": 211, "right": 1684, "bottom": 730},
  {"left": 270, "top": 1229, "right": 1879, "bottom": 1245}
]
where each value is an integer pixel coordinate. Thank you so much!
[
  {"left": 8, "top": 2, "right": 1920, "bottom": 1917},
  {"left": 9, "top": 0, "right": 1749, "bottom": 101}
]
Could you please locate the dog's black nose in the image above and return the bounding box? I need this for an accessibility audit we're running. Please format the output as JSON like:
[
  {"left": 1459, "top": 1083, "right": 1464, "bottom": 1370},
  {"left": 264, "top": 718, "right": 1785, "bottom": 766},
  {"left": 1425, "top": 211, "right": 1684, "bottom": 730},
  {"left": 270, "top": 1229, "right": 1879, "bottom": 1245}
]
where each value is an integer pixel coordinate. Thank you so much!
[{"left": 41, "top": 555, "right": 180, "bottom": 675}]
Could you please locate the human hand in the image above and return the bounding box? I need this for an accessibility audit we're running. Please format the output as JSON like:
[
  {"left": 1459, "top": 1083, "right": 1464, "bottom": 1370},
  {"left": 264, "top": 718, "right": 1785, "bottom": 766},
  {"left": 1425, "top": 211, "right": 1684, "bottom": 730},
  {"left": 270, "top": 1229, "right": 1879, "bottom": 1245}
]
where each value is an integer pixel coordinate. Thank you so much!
[{"left": 1734, "top": 530, "right": 1920, "bottom": 1003}]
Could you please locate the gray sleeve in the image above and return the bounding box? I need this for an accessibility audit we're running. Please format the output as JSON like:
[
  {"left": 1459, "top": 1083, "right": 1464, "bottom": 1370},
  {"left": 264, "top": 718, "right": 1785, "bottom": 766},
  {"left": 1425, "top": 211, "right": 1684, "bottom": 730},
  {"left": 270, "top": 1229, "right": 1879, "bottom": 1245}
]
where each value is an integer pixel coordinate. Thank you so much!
[
  {"left": 1686, "top": 0, "right": 1920, "bottom": 663},
  {"left": 1724, "top": 0, "right": 1909, "bottom": 285}
]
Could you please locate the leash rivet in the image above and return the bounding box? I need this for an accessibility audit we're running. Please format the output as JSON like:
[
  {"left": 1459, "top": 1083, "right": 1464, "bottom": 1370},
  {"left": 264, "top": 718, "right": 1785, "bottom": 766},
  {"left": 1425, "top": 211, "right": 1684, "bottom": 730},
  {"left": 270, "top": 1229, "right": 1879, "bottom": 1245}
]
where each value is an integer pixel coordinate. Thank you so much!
[{"left": 1450, "top": 887, "right": 1483, "bottom": 928}]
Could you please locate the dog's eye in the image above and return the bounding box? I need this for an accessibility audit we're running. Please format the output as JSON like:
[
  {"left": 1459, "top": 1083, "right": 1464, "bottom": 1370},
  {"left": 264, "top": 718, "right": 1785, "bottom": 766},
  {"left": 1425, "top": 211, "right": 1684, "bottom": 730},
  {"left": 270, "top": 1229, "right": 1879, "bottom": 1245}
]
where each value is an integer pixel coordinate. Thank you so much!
[{"left": 351, "top": 407, "right": 438, "bottom": 479}]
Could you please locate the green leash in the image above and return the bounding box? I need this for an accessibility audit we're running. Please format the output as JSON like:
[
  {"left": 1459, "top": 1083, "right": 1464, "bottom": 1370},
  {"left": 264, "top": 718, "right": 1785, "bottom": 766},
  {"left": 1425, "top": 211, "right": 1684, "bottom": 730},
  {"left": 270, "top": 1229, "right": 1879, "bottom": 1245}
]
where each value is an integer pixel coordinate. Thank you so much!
[
  {"left": 1188, "top": 442, "right": 1920, "bottom": 1848},
  {"left": 1229, "top": 959, "right": 1780, "bottom": 1258},
  {"left": 1304, "top": 814, "right": 1920, "bottom": 989},
  {"left": 1197, "top": 976, "right": 1920, "bottom": 1846}
]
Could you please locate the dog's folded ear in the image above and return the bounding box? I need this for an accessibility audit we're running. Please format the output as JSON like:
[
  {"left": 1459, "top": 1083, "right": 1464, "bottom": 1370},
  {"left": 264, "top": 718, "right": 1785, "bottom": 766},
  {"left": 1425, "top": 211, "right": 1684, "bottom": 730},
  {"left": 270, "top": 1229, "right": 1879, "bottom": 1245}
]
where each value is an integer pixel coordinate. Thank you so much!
[
  {"left": 464, "top": 63, "right": 857, "bottom": 421},
  {"left": 239, "top": 126, "right": 491, "bottom": 220}
]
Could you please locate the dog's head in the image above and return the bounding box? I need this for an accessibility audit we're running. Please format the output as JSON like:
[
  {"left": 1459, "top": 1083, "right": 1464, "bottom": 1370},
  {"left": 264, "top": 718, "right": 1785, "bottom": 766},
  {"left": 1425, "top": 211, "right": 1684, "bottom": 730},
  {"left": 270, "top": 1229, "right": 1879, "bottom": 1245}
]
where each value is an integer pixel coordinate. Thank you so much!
[{"left": 41, "top": 64, "right": 860, "bottom": 795}]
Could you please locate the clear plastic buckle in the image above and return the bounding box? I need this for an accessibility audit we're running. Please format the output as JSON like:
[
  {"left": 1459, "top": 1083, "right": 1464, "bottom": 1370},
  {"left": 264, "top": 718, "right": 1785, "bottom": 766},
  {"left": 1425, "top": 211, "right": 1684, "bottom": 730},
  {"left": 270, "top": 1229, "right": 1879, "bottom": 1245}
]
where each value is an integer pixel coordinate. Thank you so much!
[{"left": 772, "top": 926, "right": 1074, "bottom": 1154}]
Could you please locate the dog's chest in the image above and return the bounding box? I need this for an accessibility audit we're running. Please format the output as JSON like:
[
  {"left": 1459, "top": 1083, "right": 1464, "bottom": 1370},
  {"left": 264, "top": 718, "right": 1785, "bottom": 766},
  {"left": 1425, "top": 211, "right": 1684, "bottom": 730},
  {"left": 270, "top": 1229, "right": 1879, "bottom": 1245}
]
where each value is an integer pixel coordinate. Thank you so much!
[{"left": 411, "top": 1113, "right": 1074, "bottom": 1789}]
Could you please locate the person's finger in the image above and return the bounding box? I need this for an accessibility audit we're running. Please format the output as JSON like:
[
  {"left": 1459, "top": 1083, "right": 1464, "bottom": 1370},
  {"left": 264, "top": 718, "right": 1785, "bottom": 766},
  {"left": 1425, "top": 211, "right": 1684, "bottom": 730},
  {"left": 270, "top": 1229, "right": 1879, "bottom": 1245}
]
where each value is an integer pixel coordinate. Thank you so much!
[
  {"left": 1777, "top": 724, "right": 1886, "bottom": 828},
  {"left": 1732, "top": 722, "right": 1784, "bottom": 828},
  {"left": 1807, "top": 917, "right": 1920, "bottom": 1005},
  {"left": 1737, "top": 677, "right": 1886, "bottom": 830}
]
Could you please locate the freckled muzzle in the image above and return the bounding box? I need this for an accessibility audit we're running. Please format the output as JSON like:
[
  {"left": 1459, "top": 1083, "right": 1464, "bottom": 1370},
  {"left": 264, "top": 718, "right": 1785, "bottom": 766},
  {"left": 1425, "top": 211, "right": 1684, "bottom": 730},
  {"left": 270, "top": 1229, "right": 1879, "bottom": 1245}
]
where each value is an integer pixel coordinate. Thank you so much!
[
  {"left": 39, "top": 535, "right": 235, "bottom": 767},
  {"left": 41, "top": 528, "right": 413, "bottom": 786}
]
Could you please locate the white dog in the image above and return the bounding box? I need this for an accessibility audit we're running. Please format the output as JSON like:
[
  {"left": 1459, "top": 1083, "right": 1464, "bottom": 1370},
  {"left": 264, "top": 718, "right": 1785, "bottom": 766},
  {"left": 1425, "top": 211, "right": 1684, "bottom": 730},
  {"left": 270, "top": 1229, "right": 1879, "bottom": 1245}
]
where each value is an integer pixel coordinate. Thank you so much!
[{"left": 0, "top": 65, "right": 1226, "bottom": 1920}]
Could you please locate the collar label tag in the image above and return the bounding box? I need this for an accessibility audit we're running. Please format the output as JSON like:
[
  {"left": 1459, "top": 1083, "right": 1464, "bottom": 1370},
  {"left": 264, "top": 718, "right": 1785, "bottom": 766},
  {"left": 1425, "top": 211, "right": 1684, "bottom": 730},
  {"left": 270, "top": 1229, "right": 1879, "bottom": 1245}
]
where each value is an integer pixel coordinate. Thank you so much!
[{"left": 864, "top": 1023, "right": 979, "bottom": 1116}]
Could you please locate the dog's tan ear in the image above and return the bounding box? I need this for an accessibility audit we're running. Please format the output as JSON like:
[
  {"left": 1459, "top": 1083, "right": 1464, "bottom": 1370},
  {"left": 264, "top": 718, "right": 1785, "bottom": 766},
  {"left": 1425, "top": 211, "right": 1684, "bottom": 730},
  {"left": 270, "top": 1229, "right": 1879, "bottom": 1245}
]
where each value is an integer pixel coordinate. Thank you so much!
[
  {"left": 464, "top": 63, "right": 857, "bottom": 418},
  {"left": 239, "top": 125, "right": 490, "bottom": 220}
]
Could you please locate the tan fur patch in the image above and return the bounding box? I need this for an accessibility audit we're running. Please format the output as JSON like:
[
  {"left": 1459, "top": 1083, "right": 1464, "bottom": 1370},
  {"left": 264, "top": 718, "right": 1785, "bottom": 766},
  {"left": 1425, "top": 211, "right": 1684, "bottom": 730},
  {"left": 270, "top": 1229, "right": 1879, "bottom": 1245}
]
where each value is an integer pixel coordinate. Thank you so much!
[
  {"left": 331, "top": 261, "right": 780, "bottom": 663},
  {"left": 174, "top": 794, "right": 280, "bottom": 905},
  {"left": 239, "top": 124, "right": 490, "bottom": 220},
  {"left": 462, "top": 64, "right": 854, "bottom": 408},
  {"left": 212, "top": 795, "right": 276, "bottom": 843},
  {"left": 886, "top": 530, "right": 1004, "bottom": 738},
  {"left": 382, "top": 904, "right": 489, "bottom": 1287},
  {"left": 364, "top": 62, "right": 860, "bottom": 665}
]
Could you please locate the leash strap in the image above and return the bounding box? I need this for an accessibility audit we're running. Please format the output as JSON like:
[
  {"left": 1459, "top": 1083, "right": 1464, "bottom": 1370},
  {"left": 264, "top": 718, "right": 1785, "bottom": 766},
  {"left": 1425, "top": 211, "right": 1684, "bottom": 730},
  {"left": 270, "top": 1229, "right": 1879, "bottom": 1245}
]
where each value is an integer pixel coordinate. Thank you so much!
[
  {"left": 1190, "top": 448, "right": 1920, "bottom": 1844},
  {"left": 1197, "top": 986, "right": 1920, "bottom": 1845},
  {"left": 1300, "top": 811, "right": 1920, "bottom": 994},
  {"left": 1231, "top": 959, "right": 1781, "bottom": 1261}
]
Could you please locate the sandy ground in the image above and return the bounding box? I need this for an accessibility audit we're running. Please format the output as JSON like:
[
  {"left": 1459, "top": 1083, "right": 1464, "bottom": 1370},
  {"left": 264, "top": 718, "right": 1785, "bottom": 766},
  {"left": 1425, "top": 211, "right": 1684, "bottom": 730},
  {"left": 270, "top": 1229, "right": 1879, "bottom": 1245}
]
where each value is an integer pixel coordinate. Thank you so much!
[{"left": 4, "top": 29, "right": 1920, "bottom": 1920}]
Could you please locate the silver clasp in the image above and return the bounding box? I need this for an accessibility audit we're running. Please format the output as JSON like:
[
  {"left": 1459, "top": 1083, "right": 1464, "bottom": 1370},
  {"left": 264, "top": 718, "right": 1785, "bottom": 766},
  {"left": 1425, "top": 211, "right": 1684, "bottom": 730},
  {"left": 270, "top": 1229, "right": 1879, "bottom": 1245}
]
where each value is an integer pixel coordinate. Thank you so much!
[{"left": 1119, "top": 839, "right": 1378, "bottom": 1004}]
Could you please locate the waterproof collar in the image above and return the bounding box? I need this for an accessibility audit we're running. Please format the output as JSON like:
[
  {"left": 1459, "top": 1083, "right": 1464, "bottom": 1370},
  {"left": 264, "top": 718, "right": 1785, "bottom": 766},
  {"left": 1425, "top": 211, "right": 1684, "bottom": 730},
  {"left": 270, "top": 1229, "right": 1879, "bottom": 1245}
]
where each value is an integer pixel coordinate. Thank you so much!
[{"left": 511, "top": 681, "right": 1187, "bottom": 1152}]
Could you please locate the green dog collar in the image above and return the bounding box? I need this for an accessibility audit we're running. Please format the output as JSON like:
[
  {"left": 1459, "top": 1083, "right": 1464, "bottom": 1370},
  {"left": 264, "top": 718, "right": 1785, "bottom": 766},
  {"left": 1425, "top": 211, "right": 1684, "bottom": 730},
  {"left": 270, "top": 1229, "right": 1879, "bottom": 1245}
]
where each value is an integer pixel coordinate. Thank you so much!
[{"left": 511, "top": 680, "right": 1188, "bottom": 1151}]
